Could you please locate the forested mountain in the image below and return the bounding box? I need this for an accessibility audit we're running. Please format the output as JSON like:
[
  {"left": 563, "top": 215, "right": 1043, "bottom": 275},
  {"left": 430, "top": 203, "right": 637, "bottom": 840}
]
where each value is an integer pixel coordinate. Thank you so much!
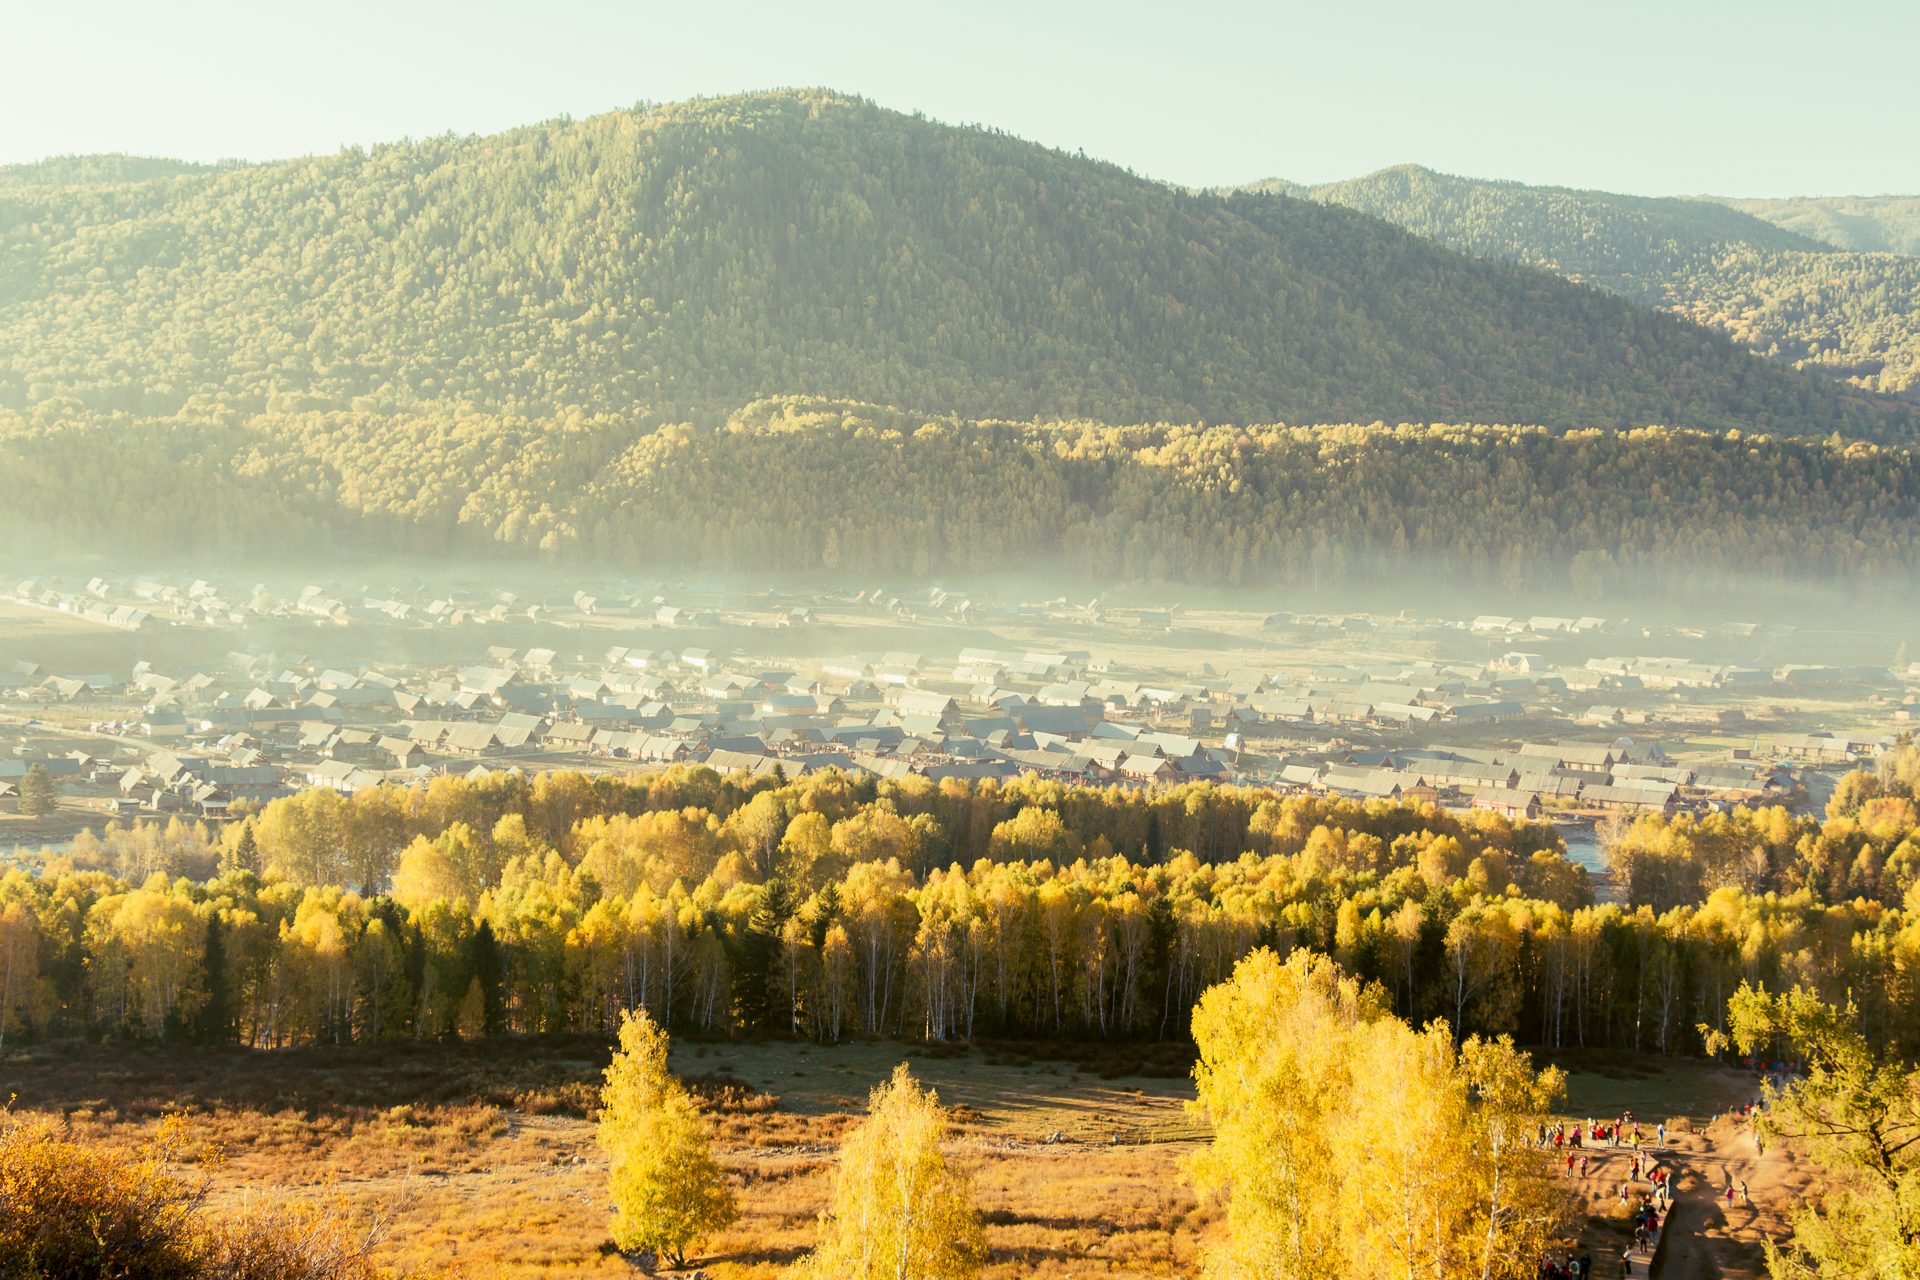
[
  {"left": 1291, "top": 165, "right": 1826, "bottom": 290},
  {"left": 0, "top": 153, "right": 220, "bottom": 189},
  {"left": 5, "top": 396, "right": 1918, "bottom": 591},
  {"left": 1284, "top": 165, "right": 1920, "bottom": 400},
  {"left": 0, "top": 91, "right": 1903, "bottom": 437},
  {"left": 1719, "top": 194, "right": 1920, "bottom": 256}
]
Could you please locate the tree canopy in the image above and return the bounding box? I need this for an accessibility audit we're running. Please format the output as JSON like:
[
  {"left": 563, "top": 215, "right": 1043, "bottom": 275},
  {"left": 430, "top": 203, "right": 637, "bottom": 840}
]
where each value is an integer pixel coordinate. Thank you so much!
[
  {"left": 7, "top": 399, "right": 1920, "bottom": 591},
  {"left": 5, "top": 765, "right": 1919, "bottom": 1065}
]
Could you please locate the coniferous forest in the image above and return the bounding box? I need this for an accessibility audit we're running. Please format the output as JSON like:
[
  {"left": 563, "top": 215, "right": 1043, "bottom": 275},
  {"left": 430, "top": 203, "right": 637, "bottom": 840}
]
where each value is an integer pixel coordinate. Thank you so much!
[
  {"left": 2, "top": 91, "right": 1897, "bottom": 435},
  {"left": 1291, "top": 164, "right": 1920, "bottom": 400}
]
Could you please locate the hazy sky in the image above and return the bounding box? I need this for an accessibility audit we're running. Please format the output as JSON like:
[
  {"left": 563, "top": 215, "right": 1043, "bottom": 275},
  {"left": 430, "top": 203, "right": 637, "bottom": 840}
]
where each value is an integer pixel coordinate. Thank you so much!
[{"left": 4, "top": 0, "right": 1915, "bottom": 197}]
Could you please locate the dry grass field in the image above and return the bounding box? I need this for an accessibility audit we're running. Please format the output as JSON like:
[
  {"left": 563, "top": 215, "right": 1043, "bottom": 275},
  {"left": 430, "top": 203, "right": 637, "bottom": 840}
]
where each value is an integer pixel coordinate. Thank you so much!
[
  {"left": 1, "top": 1035, "right": 1215, "bottom": 1278},
  {"left": 0, "top": 1034, "right": 1809, "bottom": 1279}
]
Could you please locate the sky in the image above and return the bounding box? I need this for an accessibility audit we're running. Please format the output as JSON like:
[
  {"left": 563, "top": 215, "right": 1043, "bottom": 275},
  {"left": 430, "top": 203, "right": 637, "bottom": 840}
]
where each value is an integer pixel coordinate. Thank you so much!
[{"left": 4, "top": 0, "right": 1916, "bottom": 198}]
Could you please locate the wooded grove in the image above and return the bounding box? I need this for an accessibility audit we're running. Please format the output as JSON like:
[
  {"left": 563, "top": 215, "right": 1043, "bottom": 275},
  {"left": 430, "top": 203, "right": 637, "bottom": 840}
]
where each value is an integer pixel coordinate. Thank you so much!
[{"left": 3, "top": 762, "right": 1917, "bottom": 1061}]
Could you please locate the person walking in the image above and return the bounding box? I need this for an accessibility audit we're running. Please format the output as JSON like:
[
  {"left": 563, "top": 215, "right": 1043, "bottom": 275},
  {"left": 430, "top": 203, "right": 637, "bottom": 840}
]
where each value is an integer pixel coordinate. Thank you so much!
[{"left": 1656, "top": 1122, "right": 1665, "bottom": 1149}]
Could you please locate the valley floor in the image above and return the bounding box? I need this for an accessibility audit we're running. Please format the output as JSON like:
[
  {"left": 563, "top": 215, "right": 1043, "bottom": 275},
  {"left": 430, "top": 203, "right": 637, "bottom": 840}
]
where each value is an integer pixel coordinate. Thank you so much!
[{"left": 0, "top": 1037, "right": 1801, "bottom": 1278}]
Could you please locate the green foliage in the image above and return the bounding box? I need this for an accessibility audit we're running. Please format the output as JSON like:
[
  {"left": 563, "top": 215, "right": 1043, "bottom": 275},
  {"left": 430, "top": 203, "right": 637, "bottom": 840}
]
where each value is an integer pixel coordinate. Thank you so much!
[
  {"left": 1719, "top": 193, "right": 1920, "bottom": 257},
  {"left": 598, "top": 1009, "right": 737, "bottom": 1264},
  {"left": 197, "top": 913, "right": 232, "bottom": 1045},
  {"left": 1297, "top": 164, "right": 1920, "bottom": 401},
  {"left": 468, "top": 919, "right": 504, "bottom": 1037},
  {"left": 0, "top": 92, "right": 1901, "bottom": 441},
  {"left": 0, "top": 152, "right": 221, "bottom": 189},
  {"left": 1709, "top": 985, "right": 1920, "bottom": 1278},
  {"left": 1293, "top": 163, "right": 1825, "bottom": 289},
  {"left": 4, "top": 767, "right": 1919, "bottom": 1061}
]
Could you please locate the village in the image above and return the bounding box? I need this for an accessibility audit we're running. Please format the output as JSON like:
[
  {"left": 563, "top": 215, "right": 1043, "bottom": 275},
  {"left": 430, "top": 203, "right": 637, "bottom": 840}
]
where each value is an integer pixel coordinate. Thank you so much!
[{"left": 1, "top": 568, "right": 1911, "bottom": 862}]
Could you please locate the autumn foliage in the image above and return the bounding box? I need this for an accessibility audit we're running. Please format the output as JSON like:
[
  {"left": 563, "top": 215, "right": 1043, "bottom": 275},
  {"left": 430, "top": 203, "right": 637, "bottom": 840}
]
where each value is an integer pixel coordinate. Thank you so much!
[
  {"left": 798, "top": 1063, "right": 987, "bottom": 1280},
  {"left": 1186, "top": 949, "right": 1572, "bottom": 1280},
  {"left": 597, "top": 1009, "right": 737, "bottom": 1264}
]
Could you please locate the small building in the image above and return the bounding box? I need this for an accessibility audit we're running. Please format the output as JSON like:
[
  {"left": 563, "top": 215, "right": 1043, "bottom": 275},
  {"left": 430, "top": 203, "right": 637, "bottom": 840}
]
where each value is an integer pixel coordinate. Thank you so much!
[{"left": 1473, "top": 791, "right": 1543, "bottom": 820}]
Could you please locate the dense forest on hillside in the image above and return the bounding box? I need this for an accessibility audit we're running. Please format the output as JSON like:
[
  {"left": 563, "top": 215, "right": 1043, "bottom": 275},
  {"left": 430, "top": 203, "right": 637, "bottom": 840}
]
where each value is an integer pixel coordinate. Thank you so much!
[
  {"left": 0, "top": 91, "right": 1903, "bottom": 439},
  {"left": 1719, "top": 193, "right": 1920, "bottom": 256},
  {"left": 4, "top": 396, "right": 1918, "bottom": 590},
  {"left": 0, "top": 153, "right": 221, "bottom": 189},
  {"left": 1270, "top": 166, "right": 1827, "bottom": 283},
  {"left": 1288, "top": 165, "right": 1920, "bottom": 399},
  {"left": 2, "top": 764, "right": 1914, "bottom": 1059}
]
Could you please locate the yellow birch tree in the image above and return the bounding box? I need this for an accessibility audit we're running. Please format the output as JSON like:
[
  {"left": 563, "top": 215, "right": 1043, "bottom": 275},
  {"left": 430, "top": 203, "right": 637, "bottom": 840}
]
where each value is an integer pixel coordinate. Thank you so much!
[
  {"left": 597, "top": 1008, "right": 736, "bottom": 1266},
  {"left": 799, "top": 1062, "right": 986, "bottom": 1280}
]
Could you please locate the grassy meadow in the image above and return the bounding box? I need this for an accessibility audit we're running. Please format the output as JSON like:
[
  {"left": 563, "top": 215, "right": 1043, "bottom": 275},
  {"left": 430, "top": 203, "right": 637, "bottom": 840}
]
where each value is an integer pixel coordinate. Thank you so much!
[{"left": 0, "top": 1033, "right": 1780, "bottom": 1278}]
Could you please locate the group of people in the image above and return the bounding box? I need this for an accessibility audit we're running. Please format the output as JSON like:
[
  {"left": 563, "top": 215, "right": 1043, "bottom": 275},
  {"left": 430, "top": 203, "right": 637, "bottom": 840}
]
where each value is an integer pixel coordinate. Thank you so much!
[
  {"left": 1539, "top": 1111, "right": 1658, "bottom": 1153},
  {"left": 1630, "top": 1194, "right": 1664, "bottom": 1258},
  {"left": 1535, "top": 1067, "right": 1792, "bottom": 1280},
  {"left": 1534, "top": 1250, "right": 1595, "bottom": 1279}
]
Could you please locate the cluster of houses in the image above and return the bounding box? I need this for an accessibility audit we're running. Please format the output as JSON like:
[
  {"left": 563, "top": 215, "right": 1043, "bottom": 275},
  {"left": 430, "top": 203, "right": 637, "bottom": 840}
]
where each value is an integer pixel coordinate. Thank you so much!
[
  {"left": 3, "top": 623, "right": 1879, "bottom": 823},
  {"left": 2, "top": 579, "right": 154, "bottom": 630},
  {"left": 0, "top": 640, "right": 1274, "bottom": 812},
  {"left": 5, "top": 568, "right": 1915, "bottom": 823},
  {"left": 1274, "top": 738, "right": 1821, "bottom": 817}
]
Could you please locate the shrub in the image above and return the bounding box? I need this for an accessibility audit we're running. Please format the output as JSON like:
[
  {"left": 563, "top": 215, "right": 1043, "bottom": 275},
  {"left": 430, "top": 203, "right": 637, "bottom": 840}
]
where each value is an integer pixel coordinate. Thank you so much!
[{"left": 0, "top": 1109, "right": 385, "bottom": 1279}]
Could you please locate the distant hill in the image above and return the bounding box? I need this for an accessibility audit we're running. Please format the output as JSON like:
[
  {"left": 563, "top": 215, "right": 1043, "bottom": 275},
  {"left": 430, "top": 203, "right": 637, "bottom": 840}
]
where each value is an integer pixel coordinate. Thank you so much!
[
  {"left": 1289, "top": 164, "right": 1828, "bottom": 293},
  {"left": 1280, "top": 165, "right": 1920, "bottom": 400},
  {"left": 0, "top": 91, "right": 1902, "bottom": 439},
  {"left": 1718, "top": 194, "right": 1920, "bottom": 256},
  {"left": 4, "top": 397, "right": 1918, "bottom": 594},
  {"left": 0, "top": 153, "right": 223, "bottom": 188}
]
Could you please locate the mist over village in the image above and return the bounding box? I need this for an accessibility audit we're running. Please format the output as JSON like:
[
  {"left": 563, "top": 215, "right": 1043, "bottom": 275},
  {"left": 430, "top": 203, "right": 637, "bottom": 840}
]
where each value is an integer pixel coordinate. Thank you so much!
[{"left": 3, "top": 7, "right": 1919, "bottom": 1279}]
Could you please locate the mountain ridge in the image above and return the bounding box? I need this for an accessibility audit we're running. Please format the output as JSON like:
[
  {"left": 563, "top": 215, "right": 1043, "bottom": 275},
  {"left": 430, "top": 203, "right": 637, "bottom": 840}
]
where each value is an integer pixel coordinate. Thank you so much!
[
  {"left": 0, "top": 90, "right": 1905, "bottom": 438},
  {"left": 1270, "top": 163, "right": 1920, "bottom": 400}
]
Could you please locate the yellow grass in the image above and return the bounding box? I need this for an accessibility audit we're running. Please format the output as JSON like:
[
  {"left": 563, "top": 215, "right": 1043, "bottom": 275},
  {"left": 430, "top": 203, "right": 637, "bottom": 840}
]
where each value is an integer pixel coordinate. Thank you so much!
[{"left": 3, "top": 1037, "right": 1216, "bottom": 1277}]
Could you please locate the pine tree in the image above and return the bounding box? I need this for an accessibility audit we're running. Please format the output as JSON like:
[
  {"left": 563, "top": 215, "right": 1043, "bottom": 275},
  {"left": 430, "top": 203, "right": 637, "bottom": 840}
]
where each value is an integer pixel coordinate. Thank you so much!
[
  {"left": 469, "top": 920, "right": 503, "bottom": 1036},
  {"left": 196, "top": 913, "right": 231, "bottom": 1045},
  {"left": 1710, "top": 984, "right": 1920, "bottom": 1277},
  {"left": 222, "top": 822, "right": 260, "bottom": 876},
  {"left": 17, "top": 763, "right": 57, "bottom": 818},
  {"left": 598, "top": 1009, "right": 738, "bottom": 1266},
  {"left": 732, "top": 879, "right": 792, "bottom": 1032},
  {"left": 799, "top": 1062, "right": 985, "bottom": 1280}
]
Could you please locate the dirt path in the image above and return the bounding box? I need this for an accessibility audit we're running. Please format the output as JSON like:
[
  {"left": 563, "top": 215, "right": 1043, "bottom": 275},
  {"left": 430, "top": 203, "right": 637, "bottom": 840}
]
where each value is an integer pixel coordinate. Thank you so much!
[
  {"left": 1648, "top": 1114, "right": 1820, "bottom": 1280},
  {"left": 1534, "top": 1112, "right": 1813, "bottom": 1279}
]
